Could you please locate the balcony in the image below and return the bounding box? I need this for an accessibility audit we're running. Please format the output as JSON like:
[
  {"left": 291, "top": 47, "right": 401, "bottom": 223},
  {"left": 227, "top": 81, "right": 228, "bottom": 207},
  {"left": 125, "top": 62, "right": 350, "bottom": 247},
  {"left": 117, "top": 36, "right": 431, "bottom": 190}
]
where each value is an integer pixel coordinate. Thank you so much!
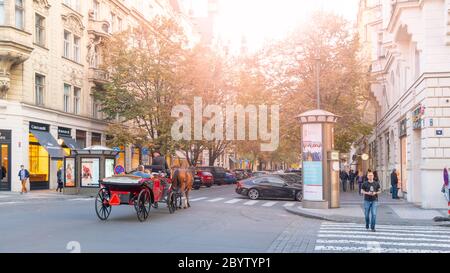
[
  {"left": 0, "top": 26, "right": 33, "bottom": 96},
  {"left": 88, "top": 67, "right": 109, "bottom": 84},
  {"left": 87, "top": 10, "right": 110, "bottom": 39}
]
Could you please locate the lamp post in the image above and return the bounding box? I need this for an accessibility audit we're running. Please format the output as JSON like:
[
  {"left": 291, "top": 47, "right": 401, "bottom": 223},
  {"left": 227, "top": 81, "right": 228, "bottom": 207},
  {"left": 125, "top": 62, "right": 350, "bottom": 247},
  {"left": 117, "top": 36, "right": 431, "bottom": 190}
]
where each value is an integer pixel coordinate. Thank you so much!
[{"left": 315, "top": 57, "right": 320, "bottom": 109}]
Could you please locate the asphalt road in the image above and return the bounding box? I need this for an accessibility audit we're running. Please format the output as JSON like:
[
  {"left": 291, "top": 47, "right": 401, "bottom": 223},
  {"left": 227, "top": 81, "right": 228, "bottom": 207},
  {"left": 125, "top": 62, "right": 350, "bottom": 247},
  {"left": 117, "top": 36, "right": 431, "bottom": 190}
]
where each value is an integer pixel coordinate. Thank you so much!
[
  {"left": 0, "top": 184, "right": 317, "bottom": 253},
  {"left": 1, "top": 184, "right": 449, "bottom": 253}
]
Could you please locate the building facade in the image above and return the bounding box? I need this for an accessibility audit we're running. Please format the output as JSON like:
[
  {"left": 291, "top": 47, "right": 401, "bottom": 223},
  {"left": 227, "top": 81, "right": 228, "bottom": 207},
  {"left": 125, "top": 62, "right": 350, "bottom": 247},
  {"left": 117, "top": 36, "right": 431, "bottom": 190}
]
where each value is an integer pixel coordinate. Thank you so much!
[
  {"left": 357, "top": 0, "right": 450, "bottom": 208},
  {"left": 0, "top": 0, "right": 195, "bottom": 192}
]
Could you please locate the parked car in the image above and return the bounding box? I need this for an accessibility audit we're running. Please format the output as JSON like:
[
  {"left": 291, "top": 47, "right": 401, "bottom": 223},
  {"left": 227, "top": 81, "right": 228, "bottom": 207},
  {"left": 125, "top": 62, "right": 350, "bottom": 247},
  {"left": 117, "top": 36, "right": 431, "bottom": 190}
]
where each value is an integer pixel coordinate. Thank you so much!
[
  {"left": 195, "top": 170, "right": 214, "bottom": 188},
  {"left": 224, "top": 172, "right": 237, "bottom": 184},
  {"left": 285, "top": 169, "right": 302, "bottom": 175},
  {"left": 252, "top": 171, "right": 269, "bottom": 177},
  {"left": 196, "top": 166, "right": 226, "bottom": 185},
  {"left": 273, "top": 173, "right": 302, "bottom": 184},
  {"left": 233, "top": 169, "right": 247, "bottom": 180},
  {"left": 235, "top": 175, "right": 303, "bottom": 201}
]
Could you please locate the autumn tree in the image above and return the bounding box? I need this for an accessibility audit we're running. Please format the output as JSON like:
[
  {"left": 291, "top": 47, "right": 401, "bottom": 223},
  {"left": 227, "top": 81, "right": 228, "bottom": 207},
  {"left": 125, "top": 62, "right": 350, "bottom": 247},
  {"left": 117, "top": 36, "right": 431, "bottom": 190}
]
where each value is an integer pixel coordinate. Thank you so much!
[
  {"left": 260, "top": 12, "right": 372, "bottom": 154},
  {"left": 93, "top": 16, "right": 188, "bottom": 155}
]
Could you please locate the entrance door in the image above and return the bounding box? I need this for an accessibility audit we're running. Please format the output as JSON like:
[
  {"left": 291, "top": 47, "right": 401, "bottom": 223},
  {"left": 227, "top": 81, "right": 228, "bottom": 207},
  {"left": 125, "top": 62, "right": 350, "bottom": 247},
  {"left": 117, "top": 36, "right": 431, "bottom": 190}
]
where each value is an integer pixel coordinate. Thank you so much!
[
  {"left": 400, "top": 137, "right": 407, "bottom": 194},
  {"left": 0, "top": 144, "right": 11, "bottom": 191}
]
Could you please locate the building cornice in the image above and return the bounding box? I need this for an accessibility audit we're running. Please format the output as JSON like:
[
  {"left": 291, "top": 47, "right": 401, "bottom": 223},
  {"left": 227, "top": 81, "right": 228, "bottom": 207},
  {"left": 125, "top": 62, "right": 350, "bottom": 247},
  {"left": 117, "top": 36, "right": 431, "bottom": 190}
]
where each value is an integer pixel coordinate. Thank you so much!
[
  {"left": 110, "top": 0, "right": 132, "bottom": 16},
  {"left": 21, "top": 103, "right": 109, "bottom": 126},
  {"left": 387, "top": 0, "right": 423, "bottom": 34},
  {"left": 376, "top": 72, "right": 450, "bottom": 127}
]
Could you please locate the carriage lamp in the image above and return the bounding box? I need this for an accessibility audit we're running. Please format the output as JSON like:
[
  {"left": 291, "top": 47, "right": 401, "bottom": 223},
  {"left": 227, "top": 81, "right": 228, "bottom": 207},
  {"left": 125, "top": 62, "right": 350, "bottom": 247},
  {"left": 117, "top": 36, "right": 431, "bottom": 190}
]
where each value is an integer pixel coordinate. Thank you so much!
[{"left": 57, "top": 138, "right": 64, "bottom": 146}]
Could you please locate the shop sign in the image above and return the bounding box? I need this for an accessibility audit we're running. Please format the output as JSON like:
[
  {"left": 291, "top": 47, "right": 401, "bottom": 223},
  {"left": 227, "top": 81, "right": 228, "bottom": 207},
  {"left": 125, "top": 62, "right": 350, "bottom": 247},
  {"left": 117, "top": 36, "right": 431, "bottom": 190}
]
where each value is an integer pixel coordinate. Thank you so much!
[
  {"left": 29, "top": 122, "right": 49, "bottom": 132},
  {"left": 58, "top": 127, "right": 71, "bottom": 137},
  {"left": 0, "top": 130, "right": 11, "bottom": 141},
  {"left": 412, "top": 105, "right": 425, "bottom": 130}
]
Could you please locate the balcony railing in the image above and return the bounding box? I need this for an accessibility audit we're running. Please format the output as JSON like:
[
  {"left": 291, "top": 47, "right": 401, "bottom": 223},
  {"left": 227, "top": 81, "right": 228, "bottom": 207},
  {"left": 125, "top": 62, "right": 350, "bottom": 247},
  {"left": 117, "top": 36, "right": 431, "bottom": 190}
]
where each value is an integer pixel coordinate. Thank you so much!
[{"left": 88, "top": 67, "right": 109, "bottom": 83}]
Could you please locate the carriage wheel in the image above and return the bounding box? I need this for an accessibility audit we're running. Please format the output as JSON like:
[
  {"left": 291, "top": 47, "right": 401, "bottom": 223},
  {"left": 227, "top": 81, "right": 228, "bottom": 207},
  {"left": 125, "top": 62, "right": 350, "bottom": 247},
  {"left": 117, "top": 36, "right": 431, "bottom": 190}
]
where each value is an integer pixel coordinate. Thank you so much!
[
  {"left": 136, "top": 188, "right": 151, "bottom": 222},
  {"left": 167, "top": 192, "right": 176, "bottom": 214},
  {"left": 95, "top": 188, "right": 111, "bottom": 221}
]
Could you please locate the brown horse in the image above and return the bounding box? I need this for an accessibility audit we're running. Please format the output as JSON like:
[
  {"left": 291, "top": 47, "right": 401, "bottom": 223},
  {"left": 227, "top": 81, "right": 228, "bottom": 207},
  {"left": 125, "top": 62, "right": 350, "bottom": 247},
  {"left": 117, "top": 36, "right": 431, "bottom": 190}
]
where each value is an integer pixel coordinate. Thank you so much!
[{"left": 171, "top": 165, "right": 194, "bottom": 209}]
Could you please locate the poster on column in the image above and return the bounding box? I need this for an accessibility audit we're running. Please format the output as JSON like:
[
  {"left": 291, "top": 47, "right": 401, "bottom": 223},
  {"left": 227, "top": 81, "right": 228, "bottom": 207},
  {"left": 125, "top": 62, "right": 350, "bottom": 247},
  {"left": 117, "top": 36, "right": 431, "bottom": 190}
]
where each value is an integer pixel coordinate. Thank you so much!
[
  {"left": 81, "top": 158, "right": 100, "bottom": 187},
  {"left": 302, "top": 123, "right": 323, "bottom": 201},
  {"left": 65, "top": 158, "right": 75, "bottom": 187}
]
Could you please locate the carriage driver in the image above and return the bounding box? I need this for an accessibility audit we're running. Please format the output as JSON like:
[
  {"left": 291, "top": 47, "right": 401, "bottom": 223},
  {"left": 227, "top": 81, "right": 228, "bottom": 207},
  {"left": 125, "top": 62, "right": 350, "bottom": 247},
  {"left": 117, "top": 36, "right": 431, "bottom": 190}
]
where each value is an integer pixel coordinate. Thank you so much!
[{"left": 151, "top": 151, "right": 170, "bottom": 201}]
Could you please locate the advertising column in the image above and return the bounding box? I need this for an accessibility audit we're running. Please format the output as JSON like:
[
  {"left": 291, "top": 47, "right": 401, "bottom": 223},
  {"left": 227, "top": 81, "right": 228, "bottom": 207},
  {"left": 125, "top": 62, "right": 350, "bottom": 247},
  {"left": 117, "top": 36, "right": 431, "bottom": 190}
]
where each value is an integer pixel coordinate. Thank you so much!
[{"left": 302, "top": 123, "right": 323, "bottom": 201}]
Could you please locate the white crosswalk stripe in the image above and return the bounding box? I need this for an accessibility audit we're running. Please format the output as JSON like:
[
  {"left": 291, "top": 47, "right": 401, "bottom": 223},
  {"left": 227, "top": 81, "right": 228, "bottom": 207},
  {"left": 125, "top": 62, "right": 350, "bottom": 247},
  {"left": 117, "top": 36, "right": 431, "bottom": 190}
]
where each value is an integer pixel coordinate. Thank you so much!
[
  {"left": 207, "top": 198, "right": 225, "bottom": 202},
  {"left": 224, "top": 199, "right": 243, "bottom": 204},
  {"left": 243, "top": 200, "right": 259, "bottom": 205},
  {"left": 262, "top": 201, "right": 277, "bottom": 207},
  {"left": 283, "top": 202, "right": 296, "bottom": 207},
  {"left": 68, "top": 198, "right": 93, "bottom": 201},
  {"left": 0, "top": 201, "right": 25, "bottom": 205},
  {"left": 315, "top": 222, "right": 450, "bottom": 253},
  {"left": 189, "top": 197, "right": 208, "bottom": 202}
]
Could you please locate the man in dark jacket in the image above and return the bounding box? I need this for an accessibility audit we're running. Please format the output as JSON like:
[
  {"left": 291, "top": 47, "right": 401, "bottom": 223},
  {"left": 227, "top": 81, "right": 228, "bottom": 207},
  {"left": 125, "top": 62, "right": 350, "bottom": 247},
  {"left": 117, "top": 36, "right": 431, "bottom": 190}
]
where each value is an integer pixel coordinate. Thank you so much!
[
  {"left": 390, "top": 169, "right": 399, "bottom": 199},
  {"left": 56, "top": 167, "right": 64, "bottom": 193},
  {"left": 18, "top": 165, "right": 30, "bottom": 194},
  {"left": 151, "top": 151, "right": 170, "bottom": 200}
]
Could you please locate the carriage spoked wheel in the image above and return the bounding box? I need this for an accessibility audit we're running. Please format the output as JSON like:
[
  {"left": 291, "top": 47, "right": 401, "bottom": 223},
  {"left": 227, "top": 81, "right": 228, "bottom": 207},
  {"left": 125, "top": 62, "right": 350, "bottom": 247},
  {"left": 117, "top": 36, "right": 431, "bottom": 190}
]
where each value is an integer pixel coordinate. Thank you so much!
[
  {"left": 95, "top": 187, "right": 112, "bottom": 221},
  {"left": 167, "top": 191, "right": 176, "bottom": 214},
  {"left": 135, "top": 188, "right": 151, "bottom": 222}
]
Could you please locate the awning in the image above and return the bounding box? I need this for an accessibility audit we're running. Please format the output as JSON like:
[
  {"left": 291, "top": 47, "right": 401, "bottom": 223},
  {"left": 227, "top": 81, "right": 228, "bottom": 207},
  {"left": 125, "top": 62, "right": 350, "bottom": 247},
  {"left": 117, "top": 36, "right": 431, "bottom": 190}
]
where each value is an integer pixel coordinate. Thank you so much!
[
  {"left": 61, "top": 136, "right": 80, "bottom": 150},
  {"left": 30, "top": 130, "right": 67, "bottom": 158},
  {"left": 229, "top": 157, "right": 238, "bottom": 163}
]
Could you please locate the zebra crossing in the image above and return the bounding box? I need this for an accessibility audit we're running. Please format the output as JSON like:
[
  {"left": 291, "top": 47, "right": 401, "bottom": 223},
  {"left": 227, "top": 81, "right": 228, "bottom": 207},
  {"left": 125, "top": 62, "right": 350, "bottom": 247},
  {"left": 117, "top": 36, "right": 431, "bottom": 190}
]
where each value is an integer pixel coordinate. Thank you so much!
[
  {"left": 315, "top": 222, "right": 450, "bottom": 253},
  {"left": 189, "top": 196, "right": 297, "bottom": 208}
]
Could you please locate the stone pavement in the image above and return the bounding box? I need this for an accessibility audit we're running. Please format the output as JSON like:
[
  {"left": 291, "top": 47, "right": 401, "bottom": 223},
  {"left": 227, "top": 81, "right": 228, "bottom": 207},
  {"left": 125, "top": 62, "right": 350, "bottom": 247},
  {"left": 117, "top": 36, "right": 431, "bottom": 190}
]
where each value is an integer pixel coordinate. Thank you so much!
[{"left": 285, "top": 191, "right": 450, "bottom": 226}]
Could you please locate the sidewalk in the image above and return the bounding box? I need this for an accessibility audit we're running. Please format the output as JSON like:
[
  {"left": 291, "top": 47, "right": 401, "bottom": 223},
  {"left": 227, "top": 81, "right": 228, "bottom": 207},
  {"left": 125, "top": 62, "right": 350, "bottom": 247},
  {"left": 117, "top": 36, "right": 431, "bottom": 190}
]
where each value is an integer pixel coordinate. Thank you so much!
[{"left": 285, "top": 191, "right": 450, "bottom": 226}]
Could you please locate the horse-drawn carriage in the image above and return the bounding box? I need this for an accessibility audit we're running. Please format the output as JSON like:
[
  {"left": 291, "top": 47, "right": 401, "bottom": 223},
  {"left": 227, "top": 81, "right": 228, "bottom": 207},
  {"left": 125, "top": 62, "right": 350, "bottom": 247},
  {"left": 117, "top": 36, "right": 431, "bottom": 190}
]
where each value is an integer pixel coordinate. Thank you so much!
[{"left": 95, "top": 173, "right": 181, "bottom": 222}]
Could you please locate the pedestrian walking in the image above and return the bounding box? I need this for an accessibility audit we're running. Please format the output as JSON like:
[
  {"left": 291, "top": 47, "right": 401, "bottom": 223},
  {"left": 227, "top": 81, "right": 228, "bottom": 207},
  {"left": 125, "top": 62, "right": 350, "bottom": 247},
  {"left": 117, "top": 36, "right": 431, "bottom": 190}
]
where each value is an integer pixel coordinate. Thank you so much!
[
  {"left": 1, "top": 165, "right": 6, "bottom": 180},
  {"left": 390, "top": 168, "right": 399, "bottom": 199},
  {"left": 340, "top": 170, "right": 348, "bottom": 192},
  {"left": 361, "top": 171, "right": 381, "bottom": 232},
  {"left": 56, "top": 167, "right": 64, "bottom": 193},
  {"left": 442, "top": 167, "right": 448, "bottom": 193},
  {"left": 349, "top": 169, "right": 355, "bottom": 191},
  {"left": 373, "top": 171, "right": 380, "bottom": 182},
  {"left": 356, "top": 170, "right": 364, "bottom": 196},
  {"left": 18, "top": 165, "right": 29, "bottom": 194}
]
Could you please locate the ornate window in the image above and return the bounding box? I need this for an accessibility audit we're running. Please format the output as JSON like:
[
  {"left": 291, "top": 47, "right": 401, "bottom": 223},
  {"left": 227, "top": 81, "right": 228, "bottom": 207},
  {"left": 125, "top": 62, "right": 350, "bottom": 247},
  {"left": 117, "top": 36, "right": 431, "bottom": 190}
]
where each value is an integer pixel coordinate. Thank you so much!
[
  {"left": 35, "top": 14, "right": 46, "bottom": 46},
  {"left": 73, "top": 87, "right": 81, "bottom": 114},
  {"left": 0, "top": 0, "right": 5, "bottom": 25},
  {"left": 64, "top": 84, "right": 71, "bottom": 112},
  {"left": 73, "top": 35, "right": 80, "bottom": 62},
  {"left": 15, "top": 0, "right": 24, "bottom": 29},
  {"left": 64, "top": 30, "right": 71, "bottom": 58},
  {"left": 35, "top": 74, "right": 45, "bottom": 106}
]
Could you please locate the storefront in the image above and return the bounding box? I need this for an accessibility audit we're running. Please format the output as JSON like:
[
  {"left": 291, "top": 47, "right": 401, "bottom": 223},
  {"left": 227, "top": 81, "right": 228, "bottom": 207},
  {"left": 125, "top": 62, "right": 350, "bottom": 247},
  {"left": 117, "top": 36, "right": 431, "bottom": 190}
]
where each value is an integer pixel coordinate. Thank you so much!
[
  {"left": 115, "top": 145, "right": 126, "bottom": 168},
  {"left": 399, "top": 118, "right": 408, "bottom": 195},
  {"left": 0, "top": 130, "right": 11, "bottom": 191},
  {"left": 29, "top": 122, "right": 66, "bottom": 190}
]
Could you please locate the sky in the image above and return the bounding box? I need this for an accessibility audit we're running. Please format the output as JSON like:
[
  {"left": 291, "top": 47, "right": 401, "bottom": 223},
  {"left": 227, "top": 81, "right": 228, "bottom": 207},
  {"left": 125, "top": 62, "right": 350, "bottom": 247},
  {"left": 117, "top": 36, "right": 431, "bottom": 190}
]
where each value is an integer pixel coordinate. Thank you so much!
[{"left": 184, "top": 0, "right": 360, "bottom": 52}]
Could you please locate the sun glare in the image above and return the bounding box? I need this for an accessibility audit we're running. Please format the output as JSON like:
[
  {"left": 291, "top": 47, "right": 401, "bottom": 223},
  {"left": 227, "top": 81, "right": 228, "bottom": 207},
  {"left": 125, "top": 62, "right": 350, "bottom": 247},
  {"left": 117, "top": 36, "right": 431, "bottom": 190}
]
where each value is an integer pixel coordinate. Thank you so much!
[{"left": 210, "top": 0, "right": 359, "bottom": 52}]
